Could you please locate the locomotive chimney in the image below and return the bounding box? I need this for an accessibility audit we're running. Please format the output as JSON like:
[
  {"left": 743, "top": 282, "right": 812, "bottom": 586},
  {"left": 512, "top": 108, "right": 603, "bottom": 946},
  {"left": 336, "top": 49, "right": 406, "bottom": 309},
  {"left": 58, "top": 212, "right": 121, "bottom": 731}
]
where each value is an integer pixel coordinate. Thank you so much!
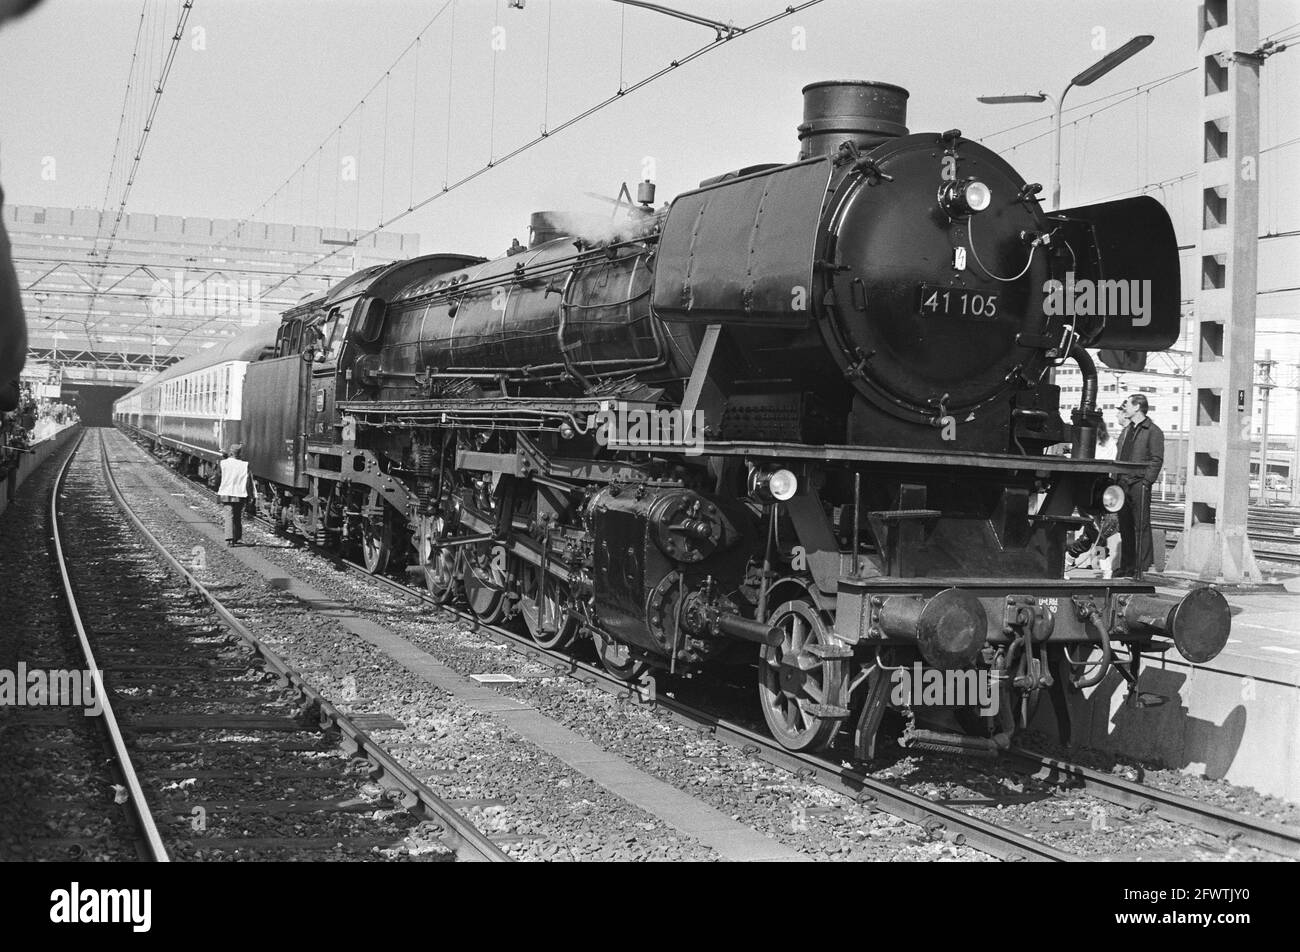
[
  {"left": 797, "top": 80, "right": 909, "bottom": 161},
  {"left": 529, "top": 211, "right": 563, "bottom": 249}
]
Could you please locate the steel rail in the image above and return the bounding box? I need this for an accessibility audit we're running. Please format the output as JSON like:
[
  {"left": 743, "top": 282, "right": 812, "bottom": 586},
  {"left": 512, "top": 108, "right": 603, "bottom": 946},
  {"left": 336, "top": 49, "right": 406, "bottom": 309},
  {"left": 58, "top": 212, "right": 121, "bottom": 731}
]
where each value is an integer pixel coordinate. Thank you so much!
[
  {"left": 98, "top": 434, "right": 510, "bottom": 863},
  {"left": 342, "top": 561, "right": 1072, "bottom": 863},
  {"left": 119, "top": 429, "right": 1300, "bottom": 860},
  {"left": 123, "top": 430, "right": 1300, "bottom": 860},
  {"left": 51, "top": 430, "right": 171, "bottom": 862},
  {"left": 1150, "top": 527, "right": 1300, "bottom": 565},
  {"left": 1005, "top": 748, "right": 1300, "bottom": 858},
  {"left": 109, "top": 433, "right": 1069, "bottom": 860}
]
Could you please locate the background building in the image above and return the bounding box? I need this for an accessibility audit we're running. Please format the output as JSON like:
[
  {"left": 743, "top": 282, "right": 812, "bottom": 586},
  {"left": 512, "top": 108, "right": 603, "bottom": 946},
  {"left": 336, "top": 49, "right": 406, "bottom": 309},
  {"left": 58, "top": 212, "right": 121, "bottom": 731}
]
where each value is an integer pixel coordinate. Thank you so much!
[{"left": 1058, "top": 310, "right": 1299, "bottom": 505}]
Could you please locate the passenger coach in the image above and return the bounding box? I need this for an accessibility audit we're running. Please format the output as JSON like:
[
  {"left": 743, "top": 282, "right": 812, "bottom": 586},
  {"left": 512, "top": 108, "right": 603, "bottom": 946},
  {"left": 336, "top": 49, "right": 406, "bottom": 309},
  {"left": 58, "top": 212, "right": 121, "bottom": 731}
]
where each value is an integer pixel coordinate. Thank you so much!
[{"left": 113, "top": 323, "right": 278, "bottom": 480}]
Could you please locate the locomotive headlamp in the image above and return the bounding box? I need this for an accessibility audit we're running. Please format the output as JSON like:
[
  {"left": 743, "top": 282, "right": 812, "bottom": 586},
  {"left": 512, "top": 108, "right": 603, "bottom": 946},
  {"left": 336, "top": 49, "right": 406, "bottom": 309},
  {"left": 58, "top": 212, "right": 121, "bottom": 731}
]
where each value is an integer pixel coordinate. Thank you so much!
[
  {"left": 1102, "top": 484, "right": 1126, "bottom": 512},
  {"left": 963, "top": 180, "right": 992, "bottom": 212},
  {"left": 748, "top": 466, "right": 799, "bottom": 503},
  {"left": 769, "top": 469, "right": 798, "bottom": 501},
  {"left": 940, "top": 178, "right": 992, "bottom": 216}
]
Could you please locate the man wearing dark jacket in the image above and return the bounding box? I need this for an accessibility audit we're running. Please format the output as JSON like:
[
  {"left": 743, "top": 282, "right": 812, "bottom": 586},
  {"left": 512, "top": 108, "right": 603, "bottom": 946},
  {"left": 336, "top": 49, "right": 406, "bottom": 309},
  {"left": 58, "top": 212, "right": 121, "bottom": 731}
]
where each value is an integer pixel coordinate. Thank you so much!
[{"left": 1114, "top": 395, "right": 1164, "bottom": 579}]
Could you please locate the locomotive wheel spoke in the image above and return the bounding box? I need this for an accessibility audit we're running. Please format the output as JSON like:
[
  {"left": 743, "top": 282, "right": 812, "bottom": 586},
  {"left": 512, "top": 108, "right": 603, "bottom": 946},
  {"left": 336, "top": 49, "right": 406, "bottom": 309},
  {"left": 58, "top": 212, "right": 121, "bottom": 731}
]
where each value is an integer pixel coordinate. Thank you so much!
[
  {"left": 592, "top": 629, "right": 648, "bottom": 682},
  {"left": 360, "top": 487, "right": 392, "bottom": 574},
  {"left": 463, "top": 544, "right": 509, "bottom": 624},
  {"left": 417, "top": 514, "right": 461, "bottom": 604},
  {"left": 517, "top": 560, "right": 576, "bottom": 650},
  {"left": 758, "top": 599, "right": 849, "bottom": 753}
]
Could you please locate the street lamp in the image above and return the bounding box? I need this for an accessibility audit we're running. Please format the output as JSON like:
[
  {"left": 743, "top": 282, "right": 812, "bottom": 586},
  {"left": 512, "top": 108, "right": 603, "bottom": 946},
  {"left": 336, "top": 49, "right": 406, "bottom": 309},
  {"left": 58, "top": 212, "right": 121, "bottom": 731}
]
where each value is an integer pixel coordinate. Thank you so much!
[{"left": 978, "top": 35, "right": 1154, "bottom": 210}]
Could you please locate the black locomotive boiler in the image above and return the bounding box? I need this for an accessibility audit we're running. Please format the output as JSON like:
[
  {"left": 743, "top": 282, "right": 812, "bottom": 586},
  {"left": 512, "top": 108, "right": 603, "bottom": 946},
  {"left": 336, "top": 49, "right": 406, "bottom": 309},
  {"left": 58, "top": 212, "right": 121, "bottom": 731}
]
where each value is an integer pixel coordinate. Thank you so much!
[{"left": 116, "top": 80, "right": 1230, "bottom": 759}]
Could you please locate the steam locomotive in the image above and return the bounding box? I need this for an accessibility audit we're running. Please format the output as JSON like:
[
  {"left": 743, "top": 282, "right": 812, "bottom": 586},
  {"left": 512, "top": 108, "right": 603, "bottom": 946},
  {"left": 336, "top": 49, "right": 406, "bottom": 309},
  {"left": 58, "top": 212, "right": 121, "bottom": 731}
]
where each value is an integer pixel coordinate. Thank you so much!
[{"left": 115, "top": 80, "right": 1231, "bottom": 759}]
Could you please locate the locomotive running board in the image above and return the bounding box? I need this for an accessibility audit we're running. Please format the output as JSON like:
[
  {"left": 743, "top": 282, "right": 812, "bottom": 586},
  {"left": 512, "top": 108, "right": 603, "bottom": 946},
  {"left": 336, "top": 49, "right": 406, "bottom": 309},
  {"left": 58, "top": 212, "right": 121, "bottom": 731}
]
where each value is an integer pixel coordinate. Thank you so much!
[{"left": 700, "top": 439, "right": 1147, "bottom": 475}]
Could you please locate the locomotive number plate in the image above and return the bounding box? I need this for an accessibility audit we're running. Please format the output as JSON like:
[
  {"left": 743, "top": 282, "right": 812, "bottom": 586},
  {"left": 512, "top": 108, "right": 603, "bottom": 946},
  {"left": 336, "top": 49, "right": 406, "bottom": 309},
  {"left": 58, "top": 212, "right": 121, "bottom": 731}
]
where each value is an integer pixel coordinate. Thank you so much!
[{"left": 917, "top": 284, "right": 999, "bottom": 320}]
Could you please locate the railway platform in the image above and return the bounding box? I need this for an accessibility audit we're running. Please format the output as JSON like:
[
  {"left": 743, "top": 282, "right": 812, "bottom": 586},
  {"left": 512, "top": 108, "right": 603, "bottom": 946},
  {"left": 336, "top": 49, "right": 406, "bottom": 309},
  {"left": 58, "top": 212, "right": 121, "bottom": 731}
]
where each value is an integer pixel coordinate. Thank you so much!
[{"left": 1041, "top": 576, "right": 1300, "bottom": 802}]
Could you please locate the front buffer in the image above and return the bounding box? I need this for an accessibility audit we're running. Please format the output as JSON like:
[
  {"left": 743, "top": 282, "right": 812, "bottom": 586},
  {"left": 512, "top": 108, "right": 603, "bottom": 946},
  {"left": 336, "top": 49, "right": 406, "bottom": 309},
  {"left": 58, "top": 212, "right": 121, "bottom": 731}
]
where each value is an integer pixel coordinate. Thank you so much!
[{"left": 832, "top": 576, "right": 1231, "bottom": 759}]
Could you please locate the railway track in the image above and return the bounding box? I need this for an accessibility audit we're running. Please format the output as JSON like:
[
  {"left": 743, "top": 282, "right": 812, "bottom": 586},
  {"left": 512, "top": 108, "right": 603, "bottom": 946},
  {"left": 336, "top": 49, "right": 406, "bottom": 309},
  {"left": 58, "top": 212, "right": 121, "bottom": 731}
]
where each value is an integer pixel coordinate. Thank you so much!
[
  {"left": 124, "top": 431, "right": 1300, "bottom": 861},
  {"left": 343, "top": 560, "right": 1300, "bottom": 860},
  {"left": 338, "top": 558, "right": 1073, "bottom": 862},
  {"left": 1151, "top": 523, "right": 1300, "bottom": 566},
  {"left": 0, "top": 432, "right": 143, "bottom": 861},
  {"left": 127, "top": 435, "right": 1069, "bottom": 860},
  {"left": 1003, "top": 749, "right": 1300, "bottom": 858},
  {"left": 50, "top": 431, "right": 169, "bottom": 861},
  {"left": 1151, "top": 503, "right": 1300, "bottom": 566},
  {"left": 61, "top": 431, "right": 508, "bottom": 862}
]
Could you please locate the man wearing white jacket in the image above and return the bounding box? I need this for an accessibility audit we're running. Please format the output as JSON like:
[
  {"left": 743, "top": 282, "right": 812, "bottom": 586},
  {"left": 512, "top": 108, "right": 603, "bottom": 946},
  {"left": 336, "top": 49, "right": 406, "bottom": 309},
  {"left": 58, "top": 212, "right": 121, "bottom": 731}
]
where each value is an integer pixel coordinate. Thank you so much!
[{"left": 217, "top": 445, "right": 254, "bottom": 546}]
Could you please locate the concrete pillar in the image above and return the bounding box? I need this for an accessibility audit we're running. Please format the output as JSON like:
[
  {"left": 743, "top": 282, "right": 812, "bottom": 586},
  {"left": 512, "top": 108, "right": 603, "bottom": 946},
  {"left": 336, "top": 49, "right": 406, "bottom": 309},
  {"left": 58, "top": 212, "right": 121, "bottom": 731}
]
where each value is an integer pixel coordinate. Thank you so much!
[{"left": 1169, "top": 0, "right": 1262, "bottom": 581}]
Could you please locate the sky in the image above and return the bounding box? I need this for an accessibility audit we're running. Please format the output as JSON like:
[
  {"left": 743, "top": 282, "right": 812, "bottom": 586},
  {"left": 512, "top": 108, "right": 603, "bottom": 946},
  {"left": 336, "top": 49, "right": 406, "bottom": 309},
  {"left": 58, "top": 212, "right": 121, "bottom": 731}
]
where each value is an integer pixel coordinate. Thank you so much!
[{"left": 1, "top": 0, "right": 1297, "bottom": 343}]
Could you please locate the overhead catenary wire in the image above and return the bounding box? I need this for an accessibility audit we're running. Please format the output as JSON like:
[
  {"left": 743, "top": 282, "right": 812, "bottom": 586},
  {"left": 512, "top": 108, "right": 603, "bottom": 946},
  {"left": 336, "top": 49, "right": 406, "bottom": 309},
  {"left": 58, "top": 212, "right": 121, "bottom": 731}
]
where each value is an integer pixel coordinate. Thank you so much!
[
  {"left": 994, "top": 68, "right": 1195, "bottom": 155},
  {"left": 543, "top": 0, "right": 553, "bottom": 131},
  {"left": 490, "top": 0, "right": 500, "bottom": 163},
  {"left": 91, "top": 3, "right": 149, "bottom": 255},
  {"left": 979, "top": 67, "right": 1197, "bottom": 145},
  {"left": 409, "top": 37, "right": 420, "bottom": 211},
  {"left": 99, "top": 0, "right": 194, "bottom": 262},
  {"left": 380, "top": 72, "right": 391, "bottom": 226},
  {"left": 84, "top": 1, "right": 196, "bottom": 344},
  {"left": 444, "top": 0, "right": 456, "bottom": 187},
  {"left": 213, "top": 0, "right": 456, "bottom": 246},
  {"left": 256, "top": 0, "right": 827, "bottom": 302}
]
